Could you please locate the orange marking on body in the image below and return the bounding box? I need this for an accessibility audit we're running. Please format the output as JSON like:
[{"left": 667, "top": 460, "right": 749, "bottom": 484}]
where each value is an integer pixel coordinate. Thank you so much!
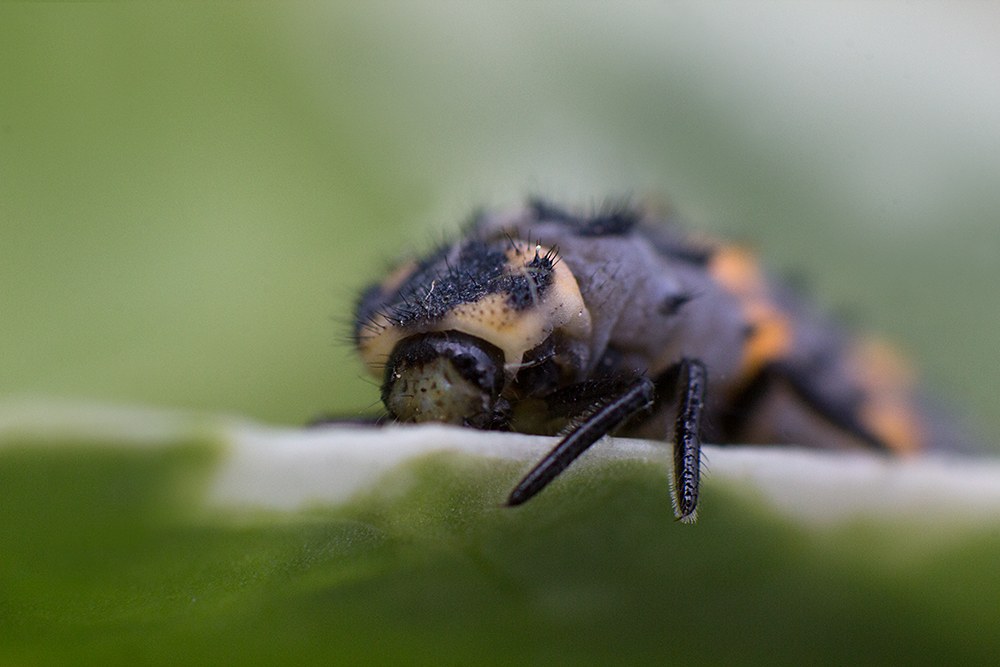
[
  {"left": 851, "top": 337, "right": 918, "bottom": 391},
  {"left": 859, "top": 399, "right": 923, "bottom": 454},
  {"left": 708, "top": 245, "right": 766, "bottom": 297},
  {"left": 709, "top": 244, "right": 794, "bottom": 381},
  {"left": 850, "top": 337, "right": 924, "bottom": 454},
  {"left": 741, "top": 308, "right": 793, "bottom": 379}
]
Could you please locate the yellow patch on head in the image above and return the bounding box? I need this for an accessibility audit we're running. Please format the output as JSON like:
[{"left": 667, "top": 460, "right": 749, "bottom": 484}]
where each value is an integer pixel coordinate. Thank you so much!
[{"left": 357, "top": 241, "right": 592, "bottom": 378}]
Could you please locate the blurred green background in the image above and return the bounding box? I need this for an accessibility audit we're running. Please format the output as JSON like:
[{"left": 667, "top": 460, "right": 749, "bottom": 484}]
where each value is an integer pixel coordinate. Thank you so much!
[{"left": 3, "top": 3, "right": 999, "bottom": 440}]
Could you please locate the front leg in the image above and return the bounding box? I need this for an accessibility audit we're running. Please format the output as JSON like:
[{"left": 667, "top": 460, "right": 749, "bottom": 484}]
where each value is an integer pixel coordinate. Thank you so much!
[
  {"left": 506, "top": 376, "right": 655, "bottom": 506},
  {"left": 656, "top": 359, "right": 708, "bottom": 522}
]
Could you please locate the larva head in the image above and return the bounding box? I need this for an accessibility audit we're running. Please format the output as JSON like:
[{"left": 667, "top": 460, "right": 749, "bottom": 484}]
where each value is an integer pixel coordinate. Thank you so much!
[{"left": 354, "top": 235, "right": 592, "bottom": 424}]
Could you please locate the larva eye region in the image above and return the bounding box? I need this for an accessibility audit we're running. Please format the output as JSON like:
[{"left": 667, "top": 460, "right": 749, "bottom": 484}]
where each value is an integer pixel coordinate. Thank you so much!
[{"left": 382, "top": 331, "right": 506, "bottom": 428}]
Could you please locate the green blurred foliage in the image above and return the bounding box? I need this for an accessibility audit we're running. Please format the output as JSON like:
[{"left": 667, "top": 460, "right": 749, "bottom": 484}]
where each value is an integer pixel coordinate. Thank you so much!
[
  {"left": 2, "top": 4, "right": 999, "bottom": 438},
  {"left": 1, "top": 5, "right": 424, "bottom": 423},
  {"left": 2, "top": 439, "right": 999, "bottom": 666}
]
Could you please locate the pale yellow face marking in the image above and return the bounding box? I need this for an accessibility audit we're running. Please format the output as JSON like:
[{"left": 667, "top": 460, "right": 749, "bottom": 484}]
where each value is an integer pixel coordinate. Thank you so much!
[{"left": 358, "top": 241, "right": 592, "bottom": 378}]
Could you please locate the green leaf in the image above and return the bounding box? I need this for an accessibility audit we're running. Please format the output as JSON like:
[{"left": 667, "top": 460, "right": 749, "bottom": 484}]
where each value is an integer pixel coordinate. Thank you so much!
[{"left": 2, "top": 405, "right": 999, "bottom": 666}]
